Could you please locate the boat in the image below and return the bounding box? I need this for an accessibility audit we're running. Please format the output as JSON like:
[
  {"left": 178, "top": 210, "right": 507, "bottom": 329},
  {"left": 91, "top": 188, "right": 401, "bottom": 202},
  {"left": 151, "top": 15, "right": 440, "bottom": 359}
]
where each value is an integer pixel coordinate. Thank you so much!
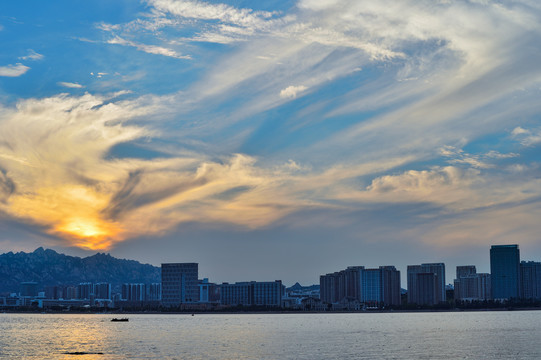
[{"left": 111, "top": 318, "right": 129, "bottom": 322}]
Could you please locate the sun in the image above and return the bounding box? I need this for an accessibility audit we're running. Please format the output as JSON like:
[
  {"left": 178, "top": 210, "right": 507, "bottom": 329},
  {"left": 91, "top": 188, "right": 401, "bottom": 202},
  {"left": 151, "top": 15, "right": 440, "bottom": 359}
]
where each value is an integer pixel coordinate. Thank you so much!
[{"left": 54, "top": 217, "right": 122, "bottom": 250}]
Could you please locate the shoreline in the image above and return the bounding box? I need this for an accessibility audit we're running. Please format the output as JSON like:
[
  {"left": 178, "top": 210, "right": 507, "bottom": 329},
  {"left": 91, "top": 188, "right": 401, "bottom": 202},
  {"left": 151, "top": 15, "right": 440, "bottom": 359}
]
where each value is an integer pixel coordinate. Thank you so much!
[{"left": 3, "top": 307, "right": 541, "bottom": 315}]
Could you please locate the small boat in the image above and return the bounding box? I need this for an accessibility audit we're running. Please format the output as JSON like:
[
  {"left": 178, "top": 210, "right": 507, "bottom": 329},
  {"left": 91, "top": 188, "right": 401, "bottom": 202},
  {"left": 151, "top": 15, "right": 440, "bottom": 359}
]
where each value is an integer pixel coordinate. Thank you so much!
[{"left": 111, "top": 318, "right": 129, "bottom": 322}]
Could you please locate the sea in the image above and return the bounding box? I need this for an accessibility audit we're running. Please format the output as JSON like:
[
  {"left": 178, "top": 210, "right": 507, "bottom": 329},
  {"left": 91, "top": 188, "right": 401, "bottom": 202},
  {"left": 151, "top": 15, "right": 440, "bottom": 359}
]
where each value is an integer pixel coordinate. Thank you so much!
[{"left": 1, "top": 311, "right": 540, "bottom": 359}]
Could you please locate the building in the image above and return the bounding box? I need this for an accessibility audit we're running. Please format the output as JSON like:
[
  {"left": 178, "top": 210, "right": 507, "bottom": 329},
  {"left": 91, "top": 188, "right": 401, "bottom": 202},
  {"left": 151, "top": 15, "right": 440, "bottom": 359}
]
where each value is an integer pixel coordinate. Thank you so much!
[
  {"left": 381, "top": 266, "right": 402, "bottom": 306},
  {"left": 77, "top": 283, "right": 94, "bottom": 300},
  {"left": 456, "top": 265, "right": 476, "bottom": 279},
  {"left": 161, "top": 263, "right": 199, "bottom": 306},
  {"left": 320, "top": 271, "right": 342, "bottom": 304},
  {"left": 65, "top": 286, "right": 77, "bottom": 300},
  {"left": 362, "top": 269, "right": 382, "bottom": 306},
  {"left": 320, "top": 266, "right": 400, "bottom": 307},
  {"left": 520, "top": 261, "right": 541, "bottom": 300},
  {"left": 94, "top": 283, "right": 111, "bottom": 300},
  {"left": 220, "top": 281, "right": 283, "bottom": 307},
  {"left": 407, "top": 263, "right": 446, "bottom": 305},
  {"left": 20, "top": 282, "right": 38, "bottom": 297},
  {"left": 490, "top": 245, "right": 520, "bottom": 300},
  {"left": 454, "top": 266, "right": 491, "bottom": 301},
  {"left": 320, "top": 267, "right": 364, "bottom": 304},
  {"left": 198, "top": 279, "right": 219, "bottom": 303},
  {"left": 45, "top": 285, "right": 63, "bottom": 300},
  {"left": 148, "top": 283, "right": 162, "bottom": 301},
  {"left": 122, "top": 283, "right": 146, "bottom": 301}
]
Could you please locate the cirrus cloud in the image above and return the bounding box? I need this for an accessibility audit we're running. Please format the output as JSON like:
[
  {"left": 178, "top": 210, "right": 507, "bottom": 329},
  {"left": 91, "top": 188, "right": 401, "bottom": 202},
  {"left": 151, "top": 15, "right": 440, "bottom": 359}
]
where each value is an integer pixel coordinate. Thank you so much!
[{"left": 0, "top": 63, "right": 29, "bottom": 77}]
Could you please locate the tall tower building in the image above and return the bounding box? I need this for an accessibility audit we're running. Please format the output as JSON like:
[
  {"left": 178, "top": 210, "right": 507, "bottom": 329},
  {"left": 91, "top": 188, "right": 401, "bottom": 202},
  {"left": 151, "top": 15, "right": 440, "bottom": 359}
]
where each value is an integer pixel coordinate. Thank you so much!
[
  {"left": 381, "top": 266, "right": 401, "bottom": 306},
  {"left": 490, "top": 245, "right": 520, "bottom": 300},
  {"left": 407, "top": 263, "right": 446, "bottom": 305},
  {"left": 161, "top": 263, "right": 199, "bottom": 306},
  {"left": 520, "top": 261, "right": 541, "bottom": 300}
]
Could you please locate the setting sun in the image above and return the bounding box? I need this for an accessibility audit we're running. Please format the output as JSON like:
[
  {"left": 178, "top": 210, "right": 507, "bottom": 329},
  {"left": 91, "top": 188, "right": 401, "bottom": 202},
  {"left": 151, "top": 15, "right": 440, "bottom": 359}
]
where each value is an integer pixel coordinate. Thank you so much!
[{"left": 54, "top": 217, "right": 123, "bottom": 250}]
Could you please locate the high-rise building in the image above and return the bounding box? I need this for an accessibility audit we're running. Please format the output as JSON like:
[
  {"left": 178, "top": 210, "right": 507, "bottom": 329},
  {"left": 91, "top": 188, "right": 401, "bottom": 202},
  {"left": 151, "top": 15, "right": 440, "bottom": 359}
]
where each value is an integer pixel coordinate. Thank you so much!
[
  {"left": 45, "top": 285, "right": 63, "bottom": 300},
  {"left": 417, "top": 273, "right": 437, "bottom": 305},
  {"left": 77, "top": 283, "right": 94, "bottom": 300},
  {"left": 122, "top": 283, "right": 146, "bottom": 301},
  {"left": 94, "top": 283, "right": 111, "bottom": 300},
  {"left": 148, "top": 283, "right": 162, "bottom": 301},
  {"left": 454, "top": 266, "right": 491, "bottom": 301},
  {"left": 520, "top": 261, "right": 541, "bottom": 300},
  {"left": 320, "top": 271, "right": 344, "bottom": 304},
  {"left": 381, "top": 266, "right": 402, "bottom": 306},
  {"left": 362, "top": 269, "right": 382, "bottom": 306},
  {"left": 490, "top": 245, "right": 520, "bottom": 300},
  {"left": 20, "top": 282, "right": 38, "bottom": 297},
  {"left": 65, "top": 286, "right": 77, "bottom": 300},
  {"left": 456, "top": 265, "right": 476, "bottom": 279},
  {"left": 407, "top": 263, "right": 446, "bottom": 305},
  {"left": 320, "top": 265, "right": 400, "bottom": 307},
  {"left": 161, "top": 263, "right": 199, "bottom": 306},
  {"left": 344, "top": 266, "right": 364, "bottom": 301}
]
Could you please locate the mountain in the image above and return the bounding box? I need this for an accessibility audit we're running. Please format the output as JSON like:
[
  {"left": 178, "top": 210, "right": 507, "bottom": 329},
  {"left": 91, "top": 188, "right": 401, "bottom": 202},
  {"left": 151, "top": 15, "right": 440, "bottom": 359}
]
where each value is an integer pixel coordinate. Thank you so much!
[
  {"left": 0, "top": 247, "right": 160, "bottom": 294},
  {"left": 287, "top": 282, "right": 320, "bottom": 292}
]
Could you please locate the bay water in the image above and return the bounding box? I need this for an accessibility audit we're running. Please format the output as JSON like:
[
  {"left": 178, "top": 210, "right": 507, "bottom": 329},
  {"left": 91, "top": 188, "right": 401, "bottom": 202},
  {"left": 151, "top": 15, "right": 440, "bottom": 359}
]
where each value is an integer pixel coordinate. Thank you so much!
[{"left": 1, "top": 311, "right": 540, "bottom": 359}]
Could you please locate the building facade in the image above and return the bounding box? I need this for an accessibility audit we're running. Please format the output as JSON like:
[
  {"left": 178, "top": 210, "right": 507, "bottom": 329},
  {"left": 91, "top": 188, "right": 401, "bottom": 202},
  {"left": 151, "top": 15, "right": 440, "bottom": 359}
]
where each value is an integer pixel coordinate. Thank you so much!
[
  {"left": 454, "top": 266, "right": 491, "bottom": 301},
  {"left": 407, "top": 263, "right": 446, "bottom": 305},
  {"left": 94, "top": 283, "right": 111, "bottom": 300},
  {"left": 490, "top": 245, "right": 520, "bottom": 300},
  {"left": 520, "top": 261, "right": 541, "bottom": 300},
  {"left": 148, "top": 283, "right": 162, "bottom": 301},
  {"left": 161, "top": 263, "right": 199, "bottom": 306},
  {"left": 122, "top": 283, "right": 146, "bottom": 301},
  {"left": 320, "top": 265, "right": 400, "bottom": 307},
  {"left": 220, "top": 281, "right": 283, "bottom": 307}
]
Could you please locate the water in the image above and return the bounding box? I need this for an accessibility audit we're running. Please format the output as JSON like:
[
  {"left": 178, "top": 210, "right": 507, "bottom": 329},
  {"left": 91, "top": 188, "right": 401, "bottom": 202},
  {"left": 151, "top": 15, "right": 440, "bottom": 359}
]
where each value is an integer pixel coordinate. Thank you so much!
[{"left": 1, "top": 311, "right": 540, "bottom": 359}]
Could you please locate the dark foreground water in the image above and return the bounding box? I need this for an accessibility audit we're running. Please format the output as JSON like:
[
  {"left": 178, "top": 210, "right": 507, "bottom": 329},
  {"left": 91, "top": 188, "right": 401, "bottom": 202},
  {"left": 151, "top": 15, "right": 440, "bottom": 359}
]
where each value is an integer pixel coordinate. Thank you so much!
[{"left": 1, "top": 311, "right": 541, "bottom": 359}]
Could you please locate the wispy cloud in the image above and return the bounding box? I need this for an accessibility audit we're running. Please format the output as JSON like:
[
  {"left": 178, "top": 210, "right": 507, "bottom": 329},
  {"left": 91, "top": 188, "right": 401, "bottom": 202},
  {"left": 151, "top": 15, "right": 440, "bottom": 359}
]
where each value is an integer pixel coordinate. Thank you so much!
[
  {"left": 58, "top": 82, "right": 85, "bottom": 89},
  {"left": 19, "top": 49, "right": 44, "bottom": 61},
  {"left": 511, "top": 126, "right": 541, "bottom": 146},
  {"left": 107, "top": 36, "right": 191, "bottom": 59},
  {"left": 0, "top": 63, "right": 29, "bottom": 77},
  {"left": 4, "top": 0, "right": 541, "bottom": 254}
]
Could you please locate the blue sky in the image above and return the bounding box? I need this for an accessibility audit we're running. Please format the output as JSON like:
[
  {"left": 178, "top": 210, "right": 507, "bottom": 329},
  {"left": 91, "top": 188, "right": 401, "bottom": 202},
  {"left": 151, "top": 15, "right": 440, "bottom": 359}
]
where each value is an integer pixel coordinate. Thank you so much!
[{"left": 1, "top": 0, "right": 541, "bottom": 285}]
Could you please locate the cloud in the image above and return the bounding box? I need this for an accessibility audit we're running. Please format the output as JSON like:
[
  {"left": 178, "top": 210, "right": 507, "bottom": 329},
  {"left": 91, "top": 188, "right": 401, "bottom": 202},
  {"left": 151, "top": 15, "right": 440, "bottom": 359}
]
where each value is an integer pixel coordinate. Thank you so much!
[
  {"left": 107, "top": 36, "right": 191, "bottom": 59},
  {"left": 279, "top": 85, "right": 307, "bottom": 99},
  {"left": 19, "top": 49, "right": 44, "bottom": 61},
  {"left": 0, "top": 93, "right": 153, "bottom": 250},
  {"left": 58, "top": 82, "right": 85, "bottom": 89},
  {"left": 0, "top": 93, "right": 320, "bottom": 250},
  {"left": 148, "top": 0, "right": 279, "bottom": 27},
  {"left": 511, "top": 126, "right": 541, "bottom": 146},
  {"left": 363, "top": 166, "right": 483, "bottom": 208},
  {"left": 0, "top": 63, "right": 30, "bottom": 77},
  {"left": 4, "top": 0, "right": 541, "bottom": 256},
  {"left": 90, "top": 72, "right": 109, "bottom": 78},
  {"left": 0, "top": 169, "right": 15, "bottom": 203}
]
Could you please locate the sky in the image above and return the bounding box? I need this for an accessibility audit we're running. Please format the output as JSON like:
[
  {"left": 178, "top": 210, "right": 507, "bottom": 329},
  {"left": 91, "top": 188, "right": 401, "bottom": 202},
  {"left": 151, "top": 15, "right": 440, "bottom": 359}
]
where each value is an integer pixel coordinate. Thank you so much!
[{"left": 1, "top": 0, "right": 541, "bottom": 286}]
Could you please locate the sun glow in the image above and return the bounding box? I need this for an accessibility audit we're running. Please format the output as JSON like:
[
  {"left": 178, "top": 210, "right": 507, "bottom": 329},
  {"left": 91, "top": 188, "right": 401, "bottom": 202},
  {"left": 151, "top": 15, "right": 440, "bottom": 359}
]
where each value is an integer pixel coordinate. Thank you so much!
[
  {"left": 58, "top": 218, "right": 109, "bottom": 238},
  {"left": 55, "top": 218, "right": 124, "bottom": 250}
]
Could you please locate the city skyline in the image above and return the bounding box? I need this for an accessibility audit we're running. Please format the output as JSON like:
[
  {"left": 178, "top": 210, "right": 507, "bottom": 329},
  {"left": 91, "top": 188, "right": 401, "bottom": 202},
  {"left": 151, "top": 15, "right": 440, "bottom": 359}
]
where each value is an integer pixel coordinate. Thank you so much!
[
  {"left": 4, "top": 243, "right": 541, "bottom": 310},
  {"left": 2, "top": 1, "right": 541, "bottom": 286},
  {"left": 3, "top": 243, "right": 541, "bottom": 289}
]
